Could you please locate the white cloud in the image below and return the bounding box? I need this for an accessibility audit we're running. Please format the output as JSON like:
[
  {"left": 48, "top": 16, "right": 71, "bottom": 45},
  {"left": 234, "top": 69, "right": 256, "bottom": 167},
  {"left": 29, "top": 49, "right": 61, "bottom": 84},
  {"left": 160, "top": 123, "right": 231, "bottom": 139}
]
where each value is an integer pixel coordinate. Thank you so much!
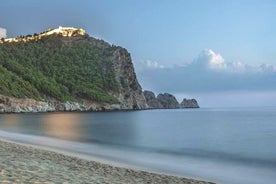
[
  {"left": 136, "top": 49, "right": 276, "bottom": 93},
  {"left": 138, "top": 60, "right": 165, "bottom": 69},
  {"left": 193, "top": 49, "right": 275, "bottom": 73},
  {"left": 195, "top": 49, "right": 226, "bottom": 70},
  {"left": 137, "top": 49, "right": 276, "bottom": 74},
  {"left": 0, "top": 27, "right": 7, "bottom": 38}
]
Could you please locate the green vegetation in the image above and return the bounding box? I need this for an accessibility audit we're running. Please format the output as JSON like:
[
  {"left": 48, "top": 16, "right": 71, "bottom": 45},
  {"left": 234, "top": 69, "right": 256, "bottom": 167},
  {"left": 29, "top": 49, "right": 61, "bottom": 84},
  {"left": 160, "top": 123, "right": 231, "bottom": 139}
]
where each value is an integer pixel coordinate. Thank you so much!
[{"left": 0, "top": 34, "right": 120, "bottom": 103}]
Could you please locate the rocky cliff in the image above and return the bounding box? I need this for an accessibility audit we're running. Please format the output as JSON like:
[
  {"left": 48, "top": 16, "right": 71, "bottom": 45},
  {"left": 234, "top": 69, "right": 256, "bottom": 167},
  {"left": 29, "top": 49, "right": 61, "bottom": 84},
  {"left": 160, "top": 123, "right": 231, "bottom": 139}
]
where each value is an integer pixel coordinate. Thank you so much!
[
  {"left": 157, "top": 93, "right": 180, "bottom": 109},
  {"left": 143, "top": 90, "right": 161, "bottom": 109},
  {"left": 180, "top": 98, "right": 199, "bottom": 108},
  {"left": 111, "top": 48, "right": 147, "bottom": 110},
  {"left": 143, "top": 91, "right": 200, "bottom": 109},
  {"left": 0, "top": 27, "right": 147, "bottom": 113}
]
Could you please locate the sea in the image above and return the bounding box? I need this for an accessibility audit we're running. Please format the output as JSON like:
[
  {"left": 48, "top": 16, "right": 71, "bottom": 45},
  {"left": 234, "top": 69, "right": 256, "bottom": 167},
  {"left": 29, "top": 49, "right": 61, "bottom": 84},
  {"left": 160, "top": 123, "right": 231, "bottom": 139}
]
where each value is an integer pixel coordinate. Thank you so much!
[{"left": 0, "top": 107, "right": 276, "bottom": 184}]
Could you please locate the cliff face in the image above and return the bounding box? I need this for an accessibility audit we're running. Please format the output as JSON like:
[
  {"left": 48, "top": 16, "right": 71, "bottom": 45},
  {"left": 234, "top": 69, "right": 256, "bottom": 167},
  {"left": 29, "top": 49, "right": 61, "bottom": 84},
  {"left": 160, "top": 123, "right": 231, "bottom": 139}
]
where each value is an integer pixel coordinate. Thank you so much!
[
  {"left": 0, "top": 27, "right": 147, "bottom": 113},
  {"left": 111, "top": 48, "right": 147, "bottom": 110}
]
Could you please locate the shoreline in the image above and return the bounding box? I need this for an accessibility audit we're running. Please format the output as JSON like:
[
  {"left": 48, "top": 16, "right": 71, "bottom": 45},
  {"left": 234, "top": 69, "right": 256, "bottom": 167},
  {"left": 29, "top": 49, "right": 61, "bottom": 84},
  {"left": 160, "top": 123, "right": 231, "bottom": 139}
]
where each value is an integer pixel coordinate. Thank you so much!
[
  {"left": 0, "top": 138, "right": 214, "bottom": 183},
  {"left": 0, "top": 106, "right": 200, "bottom": 115}
]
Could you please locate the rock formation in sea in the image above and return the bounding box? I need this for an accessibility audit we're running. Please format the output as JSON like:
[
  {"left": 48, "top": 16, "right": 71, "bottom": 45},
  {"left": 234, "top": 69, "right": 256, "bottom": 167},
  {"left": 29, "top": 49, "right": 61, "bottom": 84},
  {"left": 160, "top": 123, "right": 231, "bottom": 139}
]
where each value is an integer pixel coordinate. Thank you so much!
[
  {"left": 143, "top": 90, "right": 200, "bottom": 109},
  {"left": 180, "top": 98, "right": 200, "bottom": 108},
  {"left": 143, "top": 90, "right": 162, "bottom": 109},
  {"left": 157, "top": 93, "right": 180, "bottom": 109}
]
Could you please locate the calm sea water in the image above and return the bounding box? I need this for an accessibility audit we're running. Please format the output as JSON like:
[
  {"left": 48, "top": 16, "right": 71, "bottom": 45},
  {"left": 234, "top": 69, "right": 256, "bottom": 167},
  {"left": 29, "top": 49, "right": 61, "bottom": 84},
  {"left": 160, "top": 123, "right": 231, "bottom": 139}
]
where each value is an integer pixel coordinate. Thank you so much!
[{"left": 0, "top": 108, "right": 276, "bottom": 184}]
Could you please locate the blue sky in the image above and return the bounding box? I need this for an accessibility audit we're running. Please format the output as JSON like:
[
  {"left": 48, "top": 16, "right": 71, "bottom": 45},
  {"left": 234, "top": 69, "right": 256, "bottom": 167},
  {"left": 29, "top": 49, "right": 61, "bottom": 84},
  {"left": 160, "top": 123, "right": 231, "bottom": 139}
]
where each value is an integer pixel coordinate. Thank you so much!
[{"left": 1, "top": 0, "right": 276, "bottom": 107}]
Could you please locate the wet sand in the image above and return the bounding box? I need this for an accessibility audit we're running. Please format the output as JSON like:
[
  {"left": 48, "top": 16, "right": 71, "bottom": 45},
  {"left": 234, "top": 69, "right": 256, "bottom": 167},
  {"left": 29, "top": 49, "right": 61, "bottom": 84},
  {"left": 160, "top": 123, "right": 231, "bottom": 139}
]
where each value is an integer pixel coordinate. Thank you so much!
[{"left": 0, "top": 140, "right": 214, "bottom": 184}]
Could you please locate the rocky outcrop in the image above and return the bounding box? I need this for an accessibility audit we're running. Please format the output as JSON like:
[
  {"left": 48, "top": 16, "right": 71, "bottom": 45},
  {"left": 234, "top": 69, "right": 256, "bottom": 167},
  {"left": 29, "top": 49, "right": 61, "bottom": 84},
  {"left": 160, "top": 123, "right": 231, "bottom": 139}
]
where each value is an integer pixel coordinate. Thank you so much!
[
  {"left": 0, "top": 95, "right": 54, "bottom": 113},
  {"left": 180, "top": 98, "right": 200, "bottom": 108},
  {"left": 143, "top": 91, "right": 200, "bottom": 109},
  {"left": 111, "top": 48, "right": 148, "bottom": 110},
  {"left": 157, "top": 93, "right": 180, "bottom": 109},
  {"left": 143, "top": 90, "right": 161, "bottom": 108},
  {"left": 0, "top": 95, "right": 126, "bottom": 113}
]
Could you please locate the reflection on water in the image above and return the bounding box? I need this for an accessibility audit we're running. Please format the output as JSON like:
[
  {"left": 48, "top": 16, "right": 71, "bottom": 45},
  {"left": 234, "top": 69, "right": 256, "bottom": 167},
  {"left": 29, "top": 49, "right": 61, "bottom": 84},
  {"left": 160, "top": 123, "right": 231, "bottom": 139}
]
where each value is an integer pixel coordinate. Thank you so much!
[
  {"left": 80, "top": 112, "right": 138, "bottom": 145},
  {"left": 42, "top": 113, "right": 82, "bottom": 141},
  {"left": 1, "top": 114, "right": 20, "bottom": 128},
  {"left": 0, "top": 112, "right": 139, "bottom": 145},
  {"left": 1, "top": 109, "right": 276, "bottom": 184}
]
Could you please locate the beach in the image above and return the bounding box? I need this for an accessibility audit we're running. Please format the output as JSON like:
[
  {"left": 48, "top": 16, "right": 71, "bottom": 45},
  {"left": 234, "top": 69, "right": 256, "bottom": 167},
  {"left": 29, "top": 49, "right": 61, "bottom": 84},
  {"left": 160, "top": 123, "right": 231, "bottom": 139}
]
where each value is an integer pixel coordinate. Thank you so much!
[{"left": 0, "top": 140, "right": 213, "bottom": 184}]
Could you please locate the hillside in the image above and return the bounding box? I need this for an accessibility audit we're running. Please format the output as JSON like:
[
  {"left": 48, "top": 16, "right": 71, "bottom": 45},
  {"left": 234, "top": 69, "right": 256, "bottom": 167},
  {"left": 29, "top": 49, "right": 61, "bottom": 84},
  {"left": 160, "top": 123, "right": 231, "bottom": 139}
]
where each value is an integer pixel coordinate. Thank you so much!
[{"left": 0, "top": 27, "right": 147, "bottom": 112}]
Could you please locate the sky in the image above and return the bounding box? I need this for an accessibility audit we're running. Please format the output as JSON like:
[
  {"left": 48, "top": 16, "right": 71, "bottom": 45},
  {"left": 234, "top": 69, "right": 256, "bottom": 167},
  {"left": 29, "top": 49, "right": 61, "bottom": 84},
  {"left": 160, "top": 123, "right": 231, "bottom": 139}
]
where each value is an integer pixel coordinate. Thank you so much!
[{"left": 1, "top": 0, "right": 276, "bottom": 107}]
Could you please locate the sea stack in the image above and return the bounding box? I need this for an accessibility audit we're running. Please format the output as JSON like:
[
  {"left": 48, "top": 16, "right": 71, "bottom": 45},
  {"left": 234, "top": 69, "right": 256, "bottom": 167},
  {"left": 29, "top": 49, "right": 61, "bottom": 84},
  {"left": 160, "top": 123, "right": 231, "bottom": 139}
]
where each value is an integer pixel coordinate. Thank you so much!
[
  {"left": 143, "top": 90, "right": 162, "bottom": 109},
  {"left": 180, "top": 98, "right": 200, "bottom": 108},
  {"left": 143, "top": 90, "right": 200, "bottom": 109},
  {"left": 156, "top": 93, "right": 180, "bottom": 109}
]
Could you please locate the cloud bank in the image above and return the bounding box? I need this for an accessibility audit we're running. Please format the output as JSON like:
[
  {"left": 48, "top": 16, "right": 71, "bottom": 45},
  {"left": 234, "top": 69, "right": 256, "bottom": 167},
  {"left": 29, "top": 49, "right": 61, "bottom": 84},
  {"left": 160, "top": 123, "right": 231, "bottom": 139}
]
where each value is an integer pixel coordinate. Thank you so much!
[
  {"left": 0, "top": 27, "right": 7, "bottom": 38},
  {"left": 135, "top": 49, "right": 276, "bottom": 93},
  {"left": 140, "top": 60, "right": 165, "bottom": 69},
  {"left": 192, "top": 49, "right": 275, "bottom": 73}
]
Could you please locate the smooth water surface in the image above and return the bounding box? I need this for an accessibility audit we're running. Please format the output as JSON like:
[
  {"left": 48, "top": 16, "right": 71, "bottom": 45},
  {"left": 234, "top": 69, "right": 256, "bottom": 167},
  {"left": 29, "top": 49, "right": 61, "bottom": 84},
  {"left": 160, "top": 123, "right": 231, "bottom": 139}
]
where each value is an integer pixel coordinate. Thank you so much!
[{"left": 1, "top": 108, "right": 276, "bottom": 183}]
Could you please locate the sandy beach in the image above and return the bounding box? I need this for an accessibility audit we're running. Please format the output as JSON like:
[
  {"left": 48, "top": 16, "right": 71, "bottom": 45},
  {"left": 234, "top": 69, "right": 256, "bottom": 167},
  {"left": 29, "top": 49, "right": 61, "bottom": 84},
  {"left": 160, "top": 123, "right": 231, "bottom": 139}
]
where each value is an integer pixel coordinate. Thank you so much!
[{"left": 0, "top": 140, "right": 214, "bottom": 184}]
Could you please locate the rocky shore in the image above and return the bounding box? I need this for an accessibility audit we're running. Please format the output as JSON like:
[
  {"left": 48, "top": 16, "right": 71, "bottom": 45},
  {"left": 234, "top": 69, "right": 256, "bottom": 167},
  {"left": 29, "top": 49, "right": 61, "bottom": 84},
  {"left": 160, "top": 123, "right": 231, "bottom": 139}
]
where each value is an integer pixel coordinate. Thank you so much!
[
  {"left": 0, "top": 92, "right": 199, "bottom": 113},
  {"left": 0, "top": 140, "right": 213, "bottom": 184},
  {"left": 0, "top": 94, "right": 123, "bottom": 113}
]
